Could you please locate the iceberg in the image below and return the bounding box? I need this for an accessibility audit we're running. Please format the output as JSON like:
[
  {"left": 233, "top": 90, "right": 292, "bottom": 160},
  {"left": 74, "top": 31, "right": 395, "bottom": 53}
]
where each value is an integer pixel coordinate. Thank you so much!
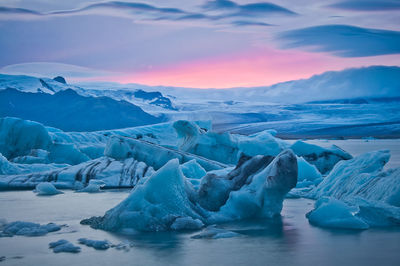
[
  {"left": 104, "top": 135, "right": 227, "bottom": 171},
  {"left": 0, "top": 221, "right": 61, "bottom": 237},
  {"left": 290, "top": 141, "right": 352, "bottom": 174},
  {"left": 174, "top": 120, "right": 287, "bottom": 165},
  {"left": 49, "top": 239, "right": 81, "bottom": 253},
  {"left": 306, "top": 197, "right": 369, "bottom": 230},
  {"left": 306, "top": 150, "right": 400, "bottom": 228},
  {"left": 191, "top": 225, "right": 240, "bottom": 239},
  {"left": 34, "top": 182, "right": 63, "bottom": 196},
  {"left": 76, "top": 179, "right": 106, "bottom": 193},
  {"left": 78, "top": 238, "right": 110, "bottom": 250},
  {"left": 0, "top": 117, "right": 52, "bottom": 159},
  {"left": 308, "top": 150, "right": 396, "bottom": 203},
  {"left": 81, "top": 150, "right": 297, "bottom": 232},
  {"left": 1, "top": 157, "right": 154, "bottom": 190}
]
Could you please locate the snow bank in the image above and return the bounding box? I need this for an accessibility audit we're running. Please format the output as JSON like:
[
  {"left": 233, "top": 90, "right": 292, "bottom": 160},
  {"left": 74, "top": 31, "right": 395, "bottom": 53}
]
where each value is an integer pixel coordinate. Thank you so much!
[
  {"left": 290, "top": 141, "right": 352, "bottom": 174},
  {"left": 81, "top": 150, "right": 297, "bottom": 232},
  {"left": 0, "top": 221, "right": 61, "bottom": 237},
  {"left": 35, "top": 182, "right": 63, "bottom": 196},
  {"left": 49, "top": 240, "right": 81, "bottom": 253}
]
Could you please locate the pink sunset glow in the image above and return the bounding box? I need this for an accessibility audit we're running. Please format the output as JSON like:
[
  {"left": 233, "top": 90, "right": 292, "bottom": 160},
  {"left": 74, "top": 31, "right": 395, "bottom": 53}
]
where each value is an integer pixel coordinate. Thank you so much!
[{"left": 117, "top": 48, "right": 400, "bottom": 88}]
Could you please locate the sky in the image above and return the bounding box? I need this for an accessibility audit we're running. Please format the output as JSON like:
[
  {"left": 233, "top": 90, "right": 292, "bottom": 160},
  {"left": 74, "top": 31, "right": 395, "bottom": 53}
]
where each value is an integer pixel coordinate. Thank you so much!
[{"left": 0, "top": 0, "right": 399, "bottom": 88}]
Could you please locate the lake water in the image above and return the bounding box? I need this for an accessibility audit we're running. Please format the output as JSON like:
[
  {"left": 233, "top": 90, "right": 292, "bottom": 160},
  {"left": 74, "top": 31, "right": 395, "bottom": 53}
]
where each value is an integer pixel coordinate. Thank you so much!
[
  {"left": 1, "top": 191, "right": 399, "bottom": 266},
  {"left": 1, "top": 139, "right": 399, "bottom": 266}
]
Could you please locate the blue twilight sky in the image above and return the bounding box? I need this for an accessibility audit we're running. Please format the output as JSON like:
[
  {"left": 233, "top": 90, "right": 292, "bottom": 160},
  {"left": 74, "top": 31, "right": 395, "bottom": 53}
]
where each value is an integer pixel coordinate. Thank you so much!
[{"left": 0, "top": 0, "right": 399, "bottom": 88}]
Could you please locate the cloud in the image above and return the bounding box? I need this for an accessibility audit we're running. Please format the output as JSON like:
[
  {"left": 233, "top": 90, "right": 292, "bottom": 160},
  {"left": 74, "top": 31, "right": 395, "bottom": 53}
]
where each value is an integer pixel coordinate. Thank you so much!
[
  {"left": 0, "top": 62, "right": 117, "bottom": 80},
  {"left": 0, "top": 1, "right": 208, "bottom": 22},
  {"left": 203, "top": 0, "right": 297, "bottom": 16},
  {"left": 327, "top": 0, "right": 400, "bottom": 11},
  {"left": 231, "top": 20, "right": 274, "bottom": 27},
  {"left": 278, "top": 24, "right": 400, "bottom": 57}
]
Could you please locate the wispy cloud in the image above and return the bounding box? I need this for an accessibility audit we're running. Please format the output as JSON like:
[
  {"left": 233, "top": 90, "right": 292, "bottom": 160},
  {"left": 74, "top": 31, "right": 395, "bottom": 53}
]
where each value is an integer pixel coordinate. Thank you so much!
[
  {"left": 327, "top": 0, "right": 400, "bottom": 11},
  {"left": 202, "top": 0, "right": 297, "bottom": 16},
  {"left": 0, "top": 0, "right": 285, "bottom": 26},
  {"left": 278, "top": 24, "right": 400, "bottom": 57}
]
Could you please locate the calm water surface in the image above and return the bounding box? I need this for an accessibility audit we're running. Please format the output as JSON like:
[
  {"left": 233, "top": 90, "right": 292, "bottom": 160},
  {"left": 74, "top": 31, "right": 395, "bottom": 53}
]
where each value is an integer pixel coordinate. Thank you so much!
[{"left": 0, "top": 190, "right": 399, "bottom": 266}]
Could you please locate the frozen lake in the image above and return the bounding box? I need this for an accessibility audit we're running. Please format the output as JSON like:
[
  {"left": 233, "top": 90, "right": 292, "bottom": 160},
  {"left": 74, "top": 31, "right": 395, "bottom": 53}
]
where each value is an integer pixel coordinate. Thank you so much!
[{"left": 0, "top": 139, "right": 399, "bottom": 266}]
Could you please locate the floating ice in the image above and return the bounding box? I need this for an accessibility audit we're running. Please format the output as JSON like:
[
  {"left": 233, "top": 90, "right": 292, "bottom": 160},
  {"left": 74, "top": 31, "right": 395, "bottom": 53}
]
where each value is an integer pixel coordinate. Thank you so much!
[
  {"left": 306, "top": 150, "right": 400, "bottom": 228},
  {"left": 35, "top": 182, "right": 63, "bottom": 196},
  {"left": 306, "top": 197, "right": 369, "bottom": 230},
  {"left": 49, "top": 239, "right": 81, "bottom": 253},
  {"left": 81, "top": 150, "right": 297, "bottom": 232},
  {"left": 174, "top": 120, "right": 287, "bottom": 165},
  {"left": 78, "top": 238, "right": 110, "bottom": 250},
  {"left": 290, "top": 141, "right": 352, "bottom": 174},
  {"left": 308, "top": 150, "right": 397, "bottom": 203},
  {"left": 0, "top": 221, "right": 61, "bottom": 237},
  {"left": 191, "top": 226, "right": 240, "bottom": 239},
  {"left": 1, "top": 157, "right": 154, "bottom": 190},
  {"left": 104, "top": 135, "right": 227, "bottom": 171},
  {"left": 77, "top": 180, "right": 106, "bottom": 193},
  {"left": 0, "top": 117, "right": 52, "bottom": 159}
]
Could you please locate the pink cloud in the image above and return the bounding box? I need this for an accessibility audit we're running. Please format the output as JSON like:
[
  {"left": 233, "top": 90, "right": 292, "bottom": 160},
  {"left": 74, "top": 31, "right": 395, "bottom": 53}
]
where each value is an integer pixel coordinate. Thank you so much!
[{"left": 115, "top": 47, "right": 400, "bottom": 88}]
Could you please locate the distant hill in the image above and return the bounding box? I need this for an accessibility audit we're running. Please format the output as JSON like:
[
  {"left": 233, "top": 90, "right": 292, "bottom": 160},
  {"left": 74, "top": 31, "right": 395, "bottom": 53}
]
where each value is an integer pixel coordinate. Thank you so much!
[{"left": 0, "top": 88, "right": 164, "bottom": 131}]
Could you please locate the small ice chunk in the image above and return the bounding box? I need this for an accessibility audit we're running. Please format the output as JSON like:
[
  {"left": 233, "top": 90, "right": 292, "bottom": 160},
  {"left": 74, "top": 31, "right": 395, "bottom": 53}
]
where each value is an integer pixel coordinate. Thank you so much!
[
  {"left": 35, "top": 182, "right": 63, "bottom": 196},
  {"left": 170, "top": 217, "right": 204, "bottom": 231},
  {"left": 77, "top": 179, "right": 106, "bottom": 193},
  {"left": 1, "top": 221, "right": 61, "bottom": 237},
  {"left": 49, "top": 239, "right": 81, "bottom": 253},
  {"left": 78, "top": 238, "right": 110, "bottom": 250},
  {"left": 191, "top": 226, "right": 240, "bottom": 239},
  {"left": 306, "top": 197, "right": 369, "bottom": 230}
]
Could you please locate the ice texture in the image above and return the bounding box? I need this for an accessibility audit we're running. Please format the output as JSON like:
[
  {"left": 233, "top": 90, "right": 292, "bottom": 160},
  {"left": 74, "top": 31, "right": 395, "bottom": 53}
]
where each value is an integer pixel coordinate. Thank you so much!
[
  {"left": 306, "top": 150, "right": 400, "bottom": 228},
  {"left": 191, "top": 225, "right": 240, "bottom": 239},
  {"left": 35, "top": 182, "right": 63, "bottom": 195},
  {"left": 104, "top": 135, "right": 227, "bottom": 171},
  {"left": 174, "top": 120, "right": 287, "bottom": 165},
  {"left": 77, "top": 179, "right": 106, "bottom": 193},
  {"left": 296, "top": 156, "right": 322, "bottom": 187},
  {"left": 308, "top": 150, "right": 397, "bottom": 203},
  {"left": 0, "top": 117, "right": 52, "bottom": 159},
  {"left": 306, "top": 197, "right": 369, "bottom": 230},
  {"left": 1, "top": 157, "right": 154, "bottom": 189},
  {"left": 290, "top": 141, "right": 352, "bottom": 174},
  {"left": 0, "top": 221, "right": 61, "bottom": 237},
  {"left": 78, "top": 238, "right": 110, "bottom": 250},
  {"left": 81, "top": 150, "right": 297, "bottom": 232},
  {"left": 49, "top": 239, "right": 81, "bottom": 253}
]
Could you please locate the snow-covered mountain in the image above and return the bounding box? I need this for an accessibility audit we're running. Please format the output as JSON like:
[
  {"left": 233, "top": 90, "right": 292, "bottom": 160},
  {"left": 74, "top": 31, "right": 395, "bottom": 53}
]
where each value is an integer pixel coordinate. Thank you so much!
[
  {"left": 0, "top": 88, "right": 164, "bottom": 131},
  {"left": 0, "top": 66, "right": 399, "bottom": 137}
]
